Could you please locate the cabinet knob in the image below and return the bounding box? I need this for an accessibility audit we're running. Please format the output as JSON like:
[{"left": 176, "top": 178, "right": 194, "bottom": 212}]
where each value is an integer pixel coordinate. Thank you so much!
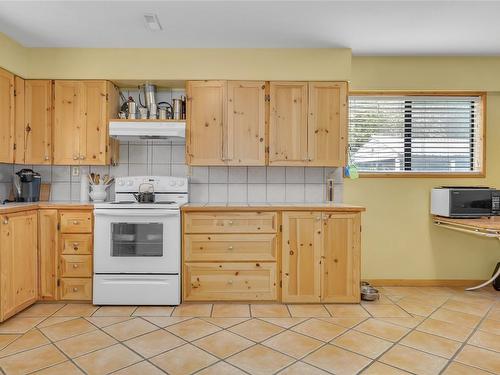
[
  {"left": 73, "top": 220, "right": 80, "bottom": 225},
  {"left": 73, "top": 155, "right": 78, "bottom": 160},
  {"left": 228, "top": 246, "right": 234, "bottom": 250},
  {"left": 316, "top": 216, "right": 321, "bottom": 221},
  {"left": 73, "top": 242, "right": 79, "bottom": 247},
  {"left": 72, "top": 287, "right": 78, "bottom": 292},
  {"left": 228, "top": 221, "right": 234, "bottom": 225},
  {"left": 79, "top": 155, "right": 85, "bottom": 160},
  {"left": 73, "top": 264, "right": 79, "bottom": 268},
  {"left": 227, "top": 280, "right": 233, "bottom": 285},
  {"left": 44, "top": 156, "right": 49, "bottom": 161},
  {"left": 2, "top": 218, "right": 8, "bottom": 225}
]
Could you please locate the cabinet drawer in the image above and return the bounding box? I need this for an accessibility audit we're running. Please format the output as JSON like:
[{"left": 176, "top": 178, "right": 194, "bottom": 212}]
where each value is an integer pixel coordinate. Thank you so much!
[
  {"left": 59, "top": 278, "right": 92, "bottom": 300},
  {"left": 60, "top": 211, "right": 92, "bottom": 233},
  {"left": 185, "top": 234, "right": 276, "bottom": 261},
  {"left": 60, "top": 255, "right": 92, "bottom": 277},
  {"left": 184, "top": 212, "right": 277, "bottom": 233},
  {"left": 61, "top": 234, "right": 92, "bottom": 255},
  {"left": 184, "top": 262, "right": 277, "bottom": 301}
]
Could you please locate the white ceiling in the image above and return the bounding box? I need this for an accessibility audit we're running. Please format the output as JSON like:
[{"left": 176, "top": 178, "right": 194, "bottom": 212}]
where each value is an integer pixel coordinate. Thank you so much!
[{"left": 1, "top": 1, "right": 500, "bottom": 55}]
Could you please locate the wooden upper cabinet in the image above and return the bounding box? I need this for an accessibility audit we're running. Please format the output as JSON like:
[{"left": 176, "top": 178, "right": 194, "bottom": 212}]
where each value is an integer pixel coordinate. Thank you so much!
[
  {"left": 308, "top": 82, "right": 348, "bottom": 166},
  {"left": 0, "top": 210, "right": 38, "bottom": 321},
  {"left": 82, "top": 81, "right": 107, "bottom": 165},
  {"left": 282, "top": 212, "right": 322, "bottom": 303},
  {"left": 14, "top": 76, "right": 25, "bottom": 163},
  {"left": 227, "top": 81, "right": 266, "bottom": 165},
  {"left": 53, "top": 80, "right": 118, "bottom": 165},
  {"left": 186, "top": 81, "right": 226, "bottom": 165},
  {"left": 269, "top": 82, "right": 308, "bottom": 165},
  {"left": 321, "top": 213, "right": 361, "bottom": 303},
  {"left": 24, "top": 80, "right": 53, "bottom": 164},
  {"left": 0, "top": 68, "right": 14, "bottom": 163},
  {"left": 53, "top": 81, "right": 83, "bottom": 165}
]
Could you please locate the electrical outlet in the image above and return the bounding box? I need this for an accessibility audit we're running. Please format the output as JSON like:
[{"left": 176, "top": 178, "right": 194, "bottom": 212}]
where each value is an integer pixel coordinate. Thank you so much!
[{"left": 72, "top": 166, "right": 80, "bottom": 177}]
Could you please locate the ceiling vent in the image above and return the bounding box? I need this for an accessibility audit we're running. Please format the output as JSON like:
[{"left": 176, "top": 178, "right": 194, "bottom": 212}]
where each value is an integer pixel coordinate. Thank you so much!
[{"left": 144, "top": 14, "right": 162, "bottom": 31}]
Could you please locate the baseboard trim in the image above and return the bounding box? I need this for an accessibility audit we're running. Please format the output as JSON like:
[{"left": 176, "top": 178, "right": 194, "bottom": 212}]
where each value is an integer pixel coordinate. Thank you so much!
[{"left": 365, "top": 279, "right": 487, "bottom": 287}]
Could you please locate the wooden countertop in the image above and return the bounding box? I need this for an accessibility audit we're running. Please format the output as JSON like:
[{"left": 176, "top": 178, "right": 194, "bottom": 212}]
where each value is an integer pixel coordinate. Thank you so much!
[
  {"left": 182, "top": 203, "right": 365, "bottom": 212},
  {"left": 0, "top": 202, "right": 93, "bottom": 214},
  {"left": 432, "top": 215, "right": 500, "bottom": 231}
]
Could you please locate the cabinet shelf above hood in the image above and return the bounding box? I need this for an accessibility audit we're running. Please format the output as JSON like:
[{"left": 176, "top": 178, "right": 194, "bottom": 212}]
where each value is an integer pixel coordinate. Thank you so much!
[{"left": 109, "top": 119, "right": 185, "bottom": 141}]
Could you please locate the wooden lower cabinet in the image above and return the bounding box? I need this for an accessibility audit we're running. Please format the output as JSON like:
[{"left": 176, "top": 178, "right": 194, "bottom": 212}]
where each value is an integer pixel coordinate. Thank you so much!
[
  {"left": 321, "top": 213, "right": 361, "bottom": 303},
  {"left": 38, "top": 208, "right": 93, "bottom": 302},
  {"left": 182, "top": 209, "right": 362, "bottom": 304},
  {"left": 282, "top": 211, "right": 361, "bottom": 303},
  {"left": 38, "top": 209, "right": 59, "bottom": 300},
  {"left": 184, "top": 263, "right": 277, "bottom": 301},
  {"left": 282, "top": 212, "right": 322, "bottom": 303},
  {"left": 58, "top": 210, "right": 93, "bottom": 300},
  {"left": 0, "top": 210, "right": 38, "bottom": 321},
  {"left": 59, "top": 278, "right": 92, "bottom": 301}
]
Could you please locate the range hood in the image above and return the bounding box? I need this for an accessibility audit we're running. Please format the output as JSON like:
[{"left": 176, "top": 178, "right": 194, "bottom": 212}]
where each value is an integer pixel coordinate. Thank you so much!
[{"left": 109, "top": 120, "right": 185, "bottom": 141}]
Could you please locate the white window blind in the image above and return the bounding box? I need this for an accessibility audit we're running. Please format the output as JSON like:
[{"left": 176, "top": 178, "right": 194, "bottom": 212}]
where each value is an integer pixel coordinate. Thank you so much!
[{"left": 348, "top": 95, "right": 483, "bottom": 173}]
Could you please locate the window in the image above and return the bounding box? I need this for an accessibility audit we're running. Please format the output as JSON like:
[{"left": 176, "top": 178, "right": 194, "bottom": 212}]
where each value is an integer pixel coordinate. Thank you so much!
[{"left": 348, "top": 93, "right": 485, "bottom": 176}]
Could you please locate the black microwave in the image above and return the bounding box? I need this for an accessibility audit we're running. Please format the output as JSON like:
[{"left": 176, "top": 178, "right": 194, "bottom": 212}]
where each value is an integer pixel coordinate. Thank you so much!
[{"left": 431, "top": 187, "right": 500, "bottom": 218}]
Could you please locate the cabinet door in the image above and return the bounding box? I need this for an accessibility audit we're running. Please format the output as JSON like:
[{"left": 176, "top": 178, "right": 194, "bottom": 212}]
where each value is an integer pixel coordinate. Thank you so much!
[
  {"left": 53, "top": 81, "right": 83, "bottom": 165},
  {"left": 282, "top": 212, "right": 322, "bottom": 303},
  {"left": 227, "top": 81, "right": 266, "bottom": 165},
  {"left": 38, "top": 209, "right": 58, "bottom": 300},
  {"left": 0, "top": 68, "right": 14, "bottom": 163},
  {"left": 106, "top": 82, "right": 120, "bottom": 165},
  {"left": 308, "top": 82, "right": 348, "bottom": 166},
  {"left": 82, "top": 81, "right": 107, "bottom": 165},
  {"left": 25, "top": 80, "right": 53, "bottom": 164},
  {"left": 269, "top": 82, "right": 308, "bottom": 165},
  {"left": 186, "top": 81, "right": 226, "bottom": 165},
  {"left": 14, "top": 76, "right": 26, "bottom": 163},
  {"left": 321, "top": 213, "right": 361, "bottom": 303},
  {"left": 0, "top": 211, "right": 38, "bottom": 321}
]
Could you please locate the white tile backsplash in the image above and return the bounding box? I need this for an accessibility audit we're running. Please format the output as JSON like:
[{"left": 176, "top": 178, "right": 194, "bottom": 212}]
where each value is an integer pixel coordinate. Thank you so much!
[
  {"left": 228, "top": 184, "right": 248, "bottom": 203},
  {"left": 228, "top": 167, "right": 247, "bottom": 183},
  {"left": 209, "top": 166, "right": 228, "bottom": 183},
  {"left": 247, "top": 166, "right": 267, "bottom": 183},
  {"left": 266, "top": 167, "right": 285, "bottom": 183},
  {"left": 0, "top": 138, "right": 343, "bottom": 204},
  {"left": 209, "top": 184, "right": 228, "bottom": 203}
]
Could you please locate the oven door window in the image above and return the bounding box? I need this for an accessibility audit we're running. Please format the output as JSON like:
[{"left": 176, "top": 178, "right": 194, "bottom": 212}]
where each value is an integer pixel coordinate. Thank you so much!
[{"left": 111, "top": 223, "right": 163, "bottom": 257}]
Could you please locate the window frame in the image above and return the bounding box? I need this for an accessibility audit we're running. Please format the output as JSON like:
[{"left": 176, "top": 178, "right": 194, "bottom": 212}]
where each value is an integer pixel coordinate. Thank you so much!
[{"left": 348, "top": 91, "right": 487, "bottom": 178}]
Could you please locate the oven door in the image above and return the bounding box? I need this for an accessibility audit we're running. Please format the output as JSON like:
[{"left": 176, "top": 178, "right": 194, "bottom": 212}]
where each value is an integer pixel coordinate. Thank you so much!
[{"left": 93, "top": 209, "right": 180, "bottom": 274}]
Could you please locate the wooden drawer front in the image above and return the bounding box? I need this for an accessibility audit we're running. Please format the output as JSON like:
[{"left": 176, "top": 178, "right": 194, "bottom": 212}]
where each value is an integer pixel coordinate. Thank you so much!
[
  {"left": 61, "top": 234, "right": 92, "bottom": 255},
  {"left": 184, "top": 212, "right": 277, "bottom": 233},
  {"left": 184, "top": 262, "right": 277, "bottom": 301},
  {"left": 59, "top": 278, "right": 92, "bottom": 300},
  {"left": 60, "top": 255, "right": 92, "bottom": 277},
  {"left": 185, "top": 234, "right": 276, "bottom": 262},
  {"left": 60, "top": 211, "right": 92, "bottom": 233}
]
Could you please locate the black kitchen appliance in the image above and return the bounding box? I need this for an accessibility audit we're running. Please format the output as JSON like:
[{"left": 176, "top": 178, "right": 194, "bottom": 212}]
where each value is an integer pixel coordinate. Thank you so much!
[{"left": 13, "top": 169, "right": 41, "bottom": 202}]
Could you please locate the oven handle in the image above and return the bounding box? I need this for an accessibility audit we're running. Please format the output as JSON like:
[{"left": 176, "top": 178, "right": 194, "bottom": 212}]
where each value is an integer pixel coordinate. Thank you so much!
[{"left": 94, "top": 209, "right": 179, "bottom": 217}]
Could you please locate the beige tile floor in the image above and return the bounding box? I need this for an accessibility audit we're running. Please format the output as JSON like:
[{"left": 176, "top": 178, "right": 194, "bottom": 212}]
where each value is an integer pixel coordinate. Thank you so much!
[{"left": 0, "top": 287, "right": 498, "bottom": 374}]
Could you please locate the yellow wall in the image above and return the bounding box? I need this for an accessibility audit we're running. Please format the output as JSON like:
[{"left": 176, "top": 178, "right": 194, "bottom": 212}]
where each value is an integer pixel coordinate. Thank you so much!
[
  {"left": 0, "top": 33, "right": 29, "bottom": 76},
  {"left": 0, "top": 34, "right": 351, "bottom": 81},
  {"left": 346, "top": 57, "right": 500, "bottom": 280}
]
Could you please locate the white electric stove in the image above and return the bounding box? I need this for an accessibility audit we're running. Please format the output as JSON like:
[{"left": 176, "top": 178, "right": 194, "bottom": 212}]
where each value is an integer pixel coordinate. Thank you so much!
[{"left": 93, "top": 176, "right": 188, "bottom": 305}]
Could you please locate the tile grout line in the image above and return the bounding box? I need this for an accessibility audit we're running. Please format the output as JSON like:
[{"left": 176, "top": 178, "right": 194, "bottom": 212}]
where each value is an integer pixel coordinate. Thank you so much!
[{"left": 439, "top": 299, "right": 499, "bottom": 374}]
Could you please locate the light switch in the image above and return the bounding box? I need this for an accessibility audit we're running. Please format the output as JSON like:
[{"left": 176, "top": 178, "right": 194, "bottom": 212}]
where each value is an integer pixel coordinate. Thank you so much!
[{"left": 72, "top": 166, "right": 80, "bottom": 177}]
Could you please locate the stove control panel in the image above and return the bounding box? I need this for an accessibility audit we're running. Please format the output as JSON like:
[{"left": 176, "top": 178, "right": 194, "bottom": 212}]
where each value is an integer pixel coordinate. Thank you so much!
[{"left": 115, "top": 176, "right": 188, "bottom": 193}]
